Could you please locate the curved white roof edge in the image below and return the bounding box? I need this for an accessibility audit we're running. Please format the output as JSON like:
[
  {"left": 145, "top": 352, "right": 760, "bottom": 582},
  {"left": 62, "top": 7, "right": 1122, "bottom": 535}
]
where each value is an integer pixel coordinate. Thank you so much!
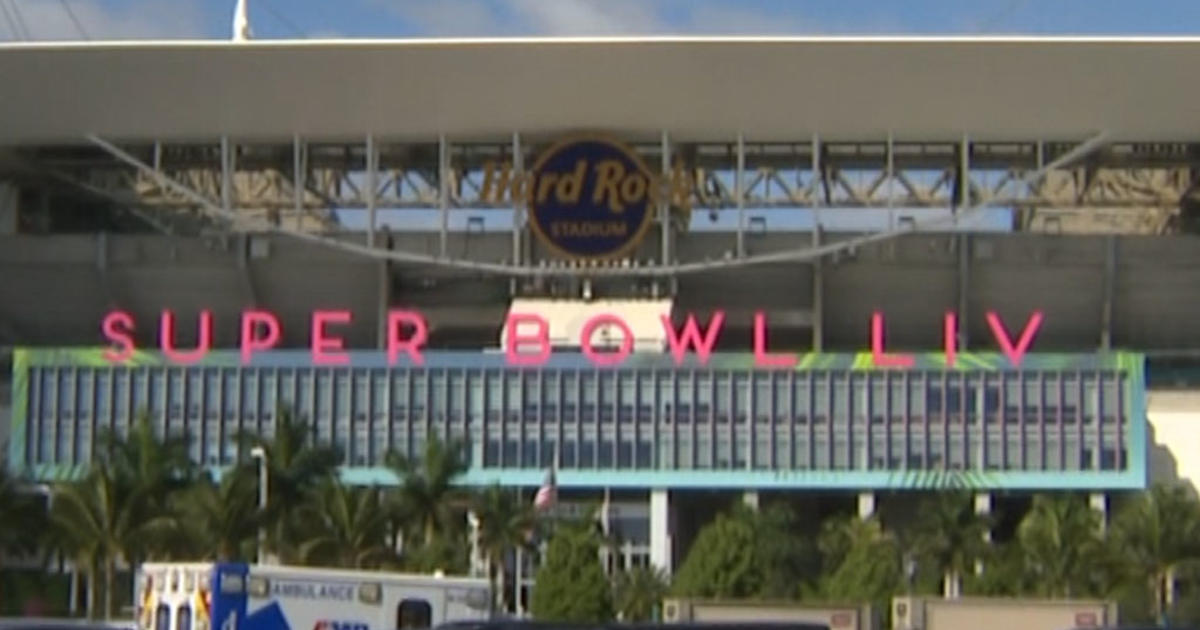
[
  {"left": 4, "top": 36, "right": 1200, "bottom": 144},
  {"left": 4, "top": 34, "right": 1200, "bottom": 50}
]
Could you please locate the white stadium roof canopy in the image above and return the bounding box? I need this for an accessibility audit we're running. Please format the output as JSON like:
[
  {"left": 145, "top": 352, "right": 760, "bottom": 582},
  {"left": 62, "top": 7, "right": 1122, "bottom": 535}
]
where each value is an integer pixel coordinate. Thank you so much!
[{"left": 1, "top": 36, "right": 1199, "bottom": 145}]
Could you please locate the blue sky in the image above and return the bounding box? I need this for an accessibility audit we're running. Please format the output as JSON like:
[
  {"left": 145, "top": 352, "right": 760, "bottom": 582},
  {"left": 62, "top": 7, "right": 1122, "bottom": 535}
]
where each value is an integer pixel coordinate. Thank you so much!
[{"left": 3, "top": 0, "right": 1200, "bottom": 41}]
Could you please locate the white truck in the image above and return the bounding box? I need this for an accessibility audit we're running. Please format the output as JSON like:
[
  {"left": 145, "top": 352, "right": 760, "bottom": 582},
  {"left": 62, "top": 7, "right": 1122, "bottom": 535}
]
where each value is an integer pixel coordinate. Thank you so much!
[{"left": 134, "top": 562, "right": 493, "bottom": 630}]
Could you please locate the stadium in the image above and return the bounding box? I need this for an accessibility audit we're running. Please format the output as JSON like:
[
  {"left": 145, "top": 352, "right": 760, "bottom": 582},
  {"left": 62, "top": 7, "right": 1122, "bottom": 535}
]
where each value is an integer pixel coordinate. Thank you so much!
[{"left": 3, "top": 34, "right": 1200, "bottom": 614}]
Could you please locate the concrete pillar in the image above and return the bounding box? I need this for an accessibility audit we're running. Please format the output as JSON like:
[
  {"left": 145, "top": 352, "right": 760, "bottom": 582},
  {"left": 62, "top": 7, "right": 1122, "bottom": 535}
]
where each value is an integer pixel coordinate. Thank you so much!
[
  {"left": 857, "top": 491, "right": 875, "bottom": 519},
  {"left": 1090, "top": 492, "right": 1108, "bottom": 534},
  {"left": 467, "top": 511, "right": 486, "bottom": 578},
  {"left": 650, "top": 489, "right": 673, "bottom": 576},
  {"left": 743, "top": 490, "right": 759, "bottom": 511},
  {"left": 0, "top": 182, "right": 17, "bottom": 234},
  {"left": 974, "top": 492, "right": 992, "bottom": 580},
  {"left": 974, "top": 492, "right": 992, "bottom": 543}
]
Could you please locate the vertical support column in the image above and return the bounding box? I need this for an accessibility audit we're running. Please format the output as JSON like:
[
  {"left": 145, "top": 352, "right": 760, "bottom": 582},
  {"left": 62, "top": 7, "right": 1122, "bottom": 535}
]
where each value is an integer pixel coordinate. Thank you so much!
[
  {"left": 811, "top": 135, "right": 824, "bottom": 353},
  {"left": 958, "top": 134, "right": 970, "bottom": 217},
  {"left": 649, "top": 488, "right": 673, "bottom": 576},
  {"left": 511, "top": 132, "right": 523, "bottom": 267},
  {"left": 736, "top": 133, "right": 746, "bottom": 258},
  {"left": 366, "top": 134, "right": 378, "bottom": 248},
  {"left": 886, "top": 131, "right": 895, "bottom": 229},
  {"left": 1090, "top": 492, "right": 1108, "bottom": 533},
  {"left": 743, "top": 490, "right": 759, "bottom": 511},
  {"left": 812, "top": 225, "right": 824, "bottom": 352},
  {"left": 220, "top": 135, "right": 234, "bottom": 221},
  {"left": 857, "top": 491, "right": 875, "bottom": 519},
  {"left": 1101, "top": 235, "right": 1116, "bottom": 349},
  {"left": 974, "top": 492, "right": 992, "bottom": 580},
  {"left": 376, "top": 258, "right": 390, "bottom": 349},
  {"left": 957, "top": 233, "right": 970, "bottom": 351},
  {"left": 293, "top": 134, "right": 306, "bottom": 230},
  {"left": 438, "top": 133, "right": 450, "bottom": 258},
  {"left": 467, "top": 511, "right": 486, "bottom": 578},
  {"left": 660, "top": 130, "right": 672, "bottom": 266}
]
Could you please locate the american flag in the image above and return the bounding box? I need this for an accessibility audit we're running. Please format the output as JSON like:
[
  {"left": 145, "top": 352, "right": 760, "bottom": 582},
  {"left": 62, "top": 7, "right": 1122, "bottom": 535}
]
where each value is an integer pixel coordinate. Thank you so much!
[{"left": 533, "top": 467, "right": 557, "bottom": 511}]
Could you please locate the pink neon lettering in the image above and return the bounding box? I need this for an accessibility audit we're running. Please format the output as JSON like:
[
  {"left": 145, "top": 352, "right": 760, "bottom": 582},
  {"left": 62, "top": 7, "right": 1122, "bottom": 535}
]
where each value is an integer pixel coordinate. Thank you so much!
[
  {"left": 870, "top": 312, "right": 915, "bottom": 368},
  {"left": 661, "top": 312, "right": 724, "bottom": 366},
  {"left": 160, "top": 310, "right": 213, "bottom": 365},
  {"left": 986, "top": 310, "right": 1044, "bottom": 367},
  {"left": 387, "top": 310, "right": 428, "bottom": 366},
  {"left": 505, "top": 313, "right": 551, "bottom": 366},
  {"left": 944, "top": 312, "right": 957, "bottom": 368},
  {"left": 580, "top": 314, "right": 634, "bottom": 367},
  {"left": 311, "top": 310, "right": 351, "bottom": 366},
  {"left": 101, "top": 310, "right": 135, "bottom": 363},
  {"left": 240, "top": 310, "right": 281, "bottom": 364},
  {"left": 753, "top": 311, "right": 797, "bottom": 368}
]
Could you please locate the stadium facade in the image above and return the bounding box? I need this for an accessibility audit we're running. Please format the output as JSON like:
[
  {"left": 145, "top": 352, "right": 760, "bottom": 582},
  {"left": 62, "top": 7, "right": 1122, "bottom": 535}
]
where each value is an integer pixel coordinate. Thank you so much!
[{"left": 3, "top": 37, "right": 1200, "bottom": 601}]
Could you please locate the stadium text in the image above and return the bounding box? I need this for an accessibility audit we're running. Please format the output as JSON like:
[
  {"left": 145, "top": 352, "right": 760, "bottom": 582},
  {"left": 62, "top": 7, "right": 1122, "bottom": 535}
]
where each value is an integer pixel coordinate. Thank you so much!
[{"left": 99, "top": 308, "right": 1044, "bottom": 369}]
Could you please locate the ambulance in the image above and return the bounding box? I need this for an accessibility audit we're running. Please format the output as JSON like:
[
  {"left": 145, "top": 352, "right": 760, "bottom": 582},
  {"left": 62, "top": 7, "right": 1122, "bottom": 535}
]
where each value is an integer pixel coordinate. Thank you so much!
[{"left": 134, "top": 562, "right": 493, "bottom": 630}]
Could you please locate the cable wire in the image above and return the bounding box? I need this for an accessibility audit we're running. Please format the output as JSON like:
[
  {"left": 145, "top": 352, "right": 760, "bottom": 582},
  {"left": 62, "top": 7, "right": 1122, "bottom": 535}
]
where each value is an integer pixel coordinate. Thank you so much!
[
  {"left": 259, "top": 0, "right": 306, "bottom": 37},
  {"left": 59, "top": 0, "right": 89, "bottom": 40}
]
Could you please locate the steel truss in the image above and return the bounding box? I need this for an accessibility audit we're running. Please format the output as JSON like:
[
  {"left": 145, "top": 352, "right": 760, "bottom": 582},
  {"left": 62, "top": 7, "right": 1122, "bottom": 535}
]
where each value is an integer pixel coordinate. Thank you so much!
[
  {"left": 22, "top": 136, "right": 1193, "bottom": 216},
  {"left": 52, "top": 132, "right": 1107, "bottom": 279}
]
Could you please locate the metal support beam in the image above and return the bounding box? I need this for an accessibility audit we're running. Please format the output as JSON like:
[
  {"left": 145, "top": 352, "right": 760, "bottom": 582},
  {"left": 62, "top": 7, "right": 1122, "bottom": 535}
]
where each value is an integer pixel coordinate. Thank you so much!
[
  {"left": 366, "top": 134, "right": 378, "bottom": 248},
  {"left": 811, "top": 226, "right": 824, "bottom": 352},
  {"left": 83, "top": 131, "right": 1112, "bottom": 279},
  {"left": 1101, "top": 235, "right": 1117, "bottom": 349},
  {"left": 237, "top": 234, "right": 260, "bottom": 307},
  {"left": 512, "top": 132, "right": 523, "bottom": 267},
  {"left": 959, "top": 134, "right": 970, "bottom": 215},
  {"left": 376, "top": 259, "right": 390, "bottom": 349},
  {"left": 811, "top": 133, "right": 822, "bottom": 228},
  {"left": 293, "top": 134, "right": 306, "bottom": 231},
  {"left": 661, "top": 130, "right": 671, "bottom": 266},
  {"left": 736, "top": 133, "right": 746, "bottom": 257},
  {"left": 438, "top": 133, "right": 449, "bottom": 258},
  {"left": 957, "top": 233, "right": 970, "bottom": 350},
  {"left": 221, "top": 136, "right": 234, "bottom": 223}
]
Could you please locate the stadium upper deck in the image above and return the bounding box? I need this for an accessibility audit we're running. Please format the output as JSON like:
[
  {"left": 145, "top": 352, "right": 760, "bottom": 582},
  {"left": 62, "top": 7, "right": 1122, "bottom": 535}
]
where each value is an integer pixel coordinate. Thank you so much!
[{"left": 1, "top": 37, "right": 1200, "bottom": 356}]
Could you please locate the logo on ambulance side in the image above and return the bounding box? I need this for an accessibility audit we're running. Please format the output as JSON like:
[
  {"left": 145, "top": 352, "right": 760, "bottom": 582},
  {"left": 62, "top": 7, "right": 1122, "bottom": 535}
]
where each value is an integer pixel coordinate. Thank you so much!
[{"left": 313, "top": 621, "right": 368, "bottom": 630}]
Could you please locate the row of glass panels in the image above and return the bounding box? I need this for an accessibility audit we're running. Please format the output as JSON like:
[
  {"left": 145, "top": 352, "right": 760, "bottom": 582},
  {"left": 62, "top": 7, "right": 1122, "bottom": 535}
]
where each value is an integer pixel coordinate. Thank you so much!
[{"left": 19, "top": 365, "right": 1132, "bottom": 472}]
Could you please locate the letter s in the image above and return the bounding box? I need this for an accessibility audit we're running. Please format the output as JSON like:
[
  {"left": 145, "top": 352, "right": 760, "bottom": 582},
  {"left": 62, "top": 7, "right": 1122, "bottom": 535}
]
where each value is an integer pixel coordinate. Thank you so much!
[{"left": 102, "top": 311, "right": 135, "bottom": 363}]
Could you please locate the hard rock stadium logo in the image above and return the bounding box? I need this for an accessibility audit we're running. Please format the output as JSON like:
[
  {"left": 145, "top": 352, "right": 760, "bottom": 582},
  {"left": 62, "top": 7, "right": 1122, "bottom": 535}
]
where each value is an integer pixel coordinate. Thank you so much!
[{"left": 478, "top": 134, "right": 692, "bottom": 260}]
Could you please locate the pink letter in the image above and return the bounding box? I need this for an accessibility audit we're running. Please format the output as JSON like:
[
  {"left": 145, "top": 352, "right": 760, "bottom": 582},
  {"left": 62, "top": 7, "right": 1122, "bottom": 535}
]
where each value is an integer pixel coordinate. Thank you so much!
[
  {"left": 753, "top": 311, "right": 797, "bottom": 368},
  {"left": 160, "top": 310, "right": 213, "bottom": 365},
  {"left": 311, "top": 310, "right": 352, "bottom": 366},
  {"left": 661, "top": 312, "right": 724, "bottom": 366},
  {"left": 580, "top": 314, "right": 634, "bottom": 367},
  {"left": 101, "top": 310, "right": 135, "bottom": 363},
  {"left": 387, "top": 310, "right": 428, "bottom": 366},
  {"left": 505, "top": 313, "right": 551, "bottom": 366},
  {"left": 870, "top": 312, "right": 914, "bottom": 368},
  {"left": 944, "top": 312, "right": 957, "bottom": 368},
  {"left": 986, "top": 310, "right": 1044, "bottom": 367},
  {"left": 240, "top": 310, "right": 281, "bottom": 364}
]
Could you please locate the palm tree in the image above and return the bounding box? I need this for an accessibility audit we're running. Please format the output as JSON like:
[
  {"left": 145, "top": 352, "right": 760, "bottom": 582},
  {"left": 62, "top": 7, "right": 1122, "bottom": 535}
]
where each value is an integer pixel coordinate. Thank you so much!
[
  {"left": 294, "top": 479, "right": 393, "bottom": 569},
  {"left": 385, "top": 437, "right": 471, "bottom": 549},
  {"left": 0, "top": 467, "right": 48, "bottom": 573},
  {"left": 152, "top": 469, "right": 262, "bottom": 561},
  {"left": 49, "top": 466, "right": 142, "bottom": 620},
  {"left": 237, "top": 406, "right": 341, "bottom": 562},
  {"left": 95, "top": 411, "right": 199, "bottom": 562},
  {"left": 612, "top": 565, "right": 669, "bottom": 622},
  {"left": 911, "top": 491, "right": 993, "bottom": 598},
  {"left": 471, "top": 484, "right": 536, "bottom": 611},
  {"left": 1016, "top": 493, "right": 1103, "bottom": 598},
  {"left": 1109, "top": 482, "right": 1200, "bottom": 623}
]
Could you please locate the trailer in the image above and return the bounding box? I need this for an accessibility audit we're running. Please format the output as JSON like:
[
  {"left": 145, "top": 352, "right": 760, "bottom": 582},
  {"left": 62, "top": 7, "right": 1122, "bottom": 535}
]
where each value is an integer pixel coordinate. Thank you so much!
[
  {"left": 891, "top": 596, "right": 1119, "bottom": 630},
  {"left": 660, "top": 598, "right": 875, "bottom": 630},
  {"left": 135, "top": 562, "right": 493, "bottom": 630}
]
